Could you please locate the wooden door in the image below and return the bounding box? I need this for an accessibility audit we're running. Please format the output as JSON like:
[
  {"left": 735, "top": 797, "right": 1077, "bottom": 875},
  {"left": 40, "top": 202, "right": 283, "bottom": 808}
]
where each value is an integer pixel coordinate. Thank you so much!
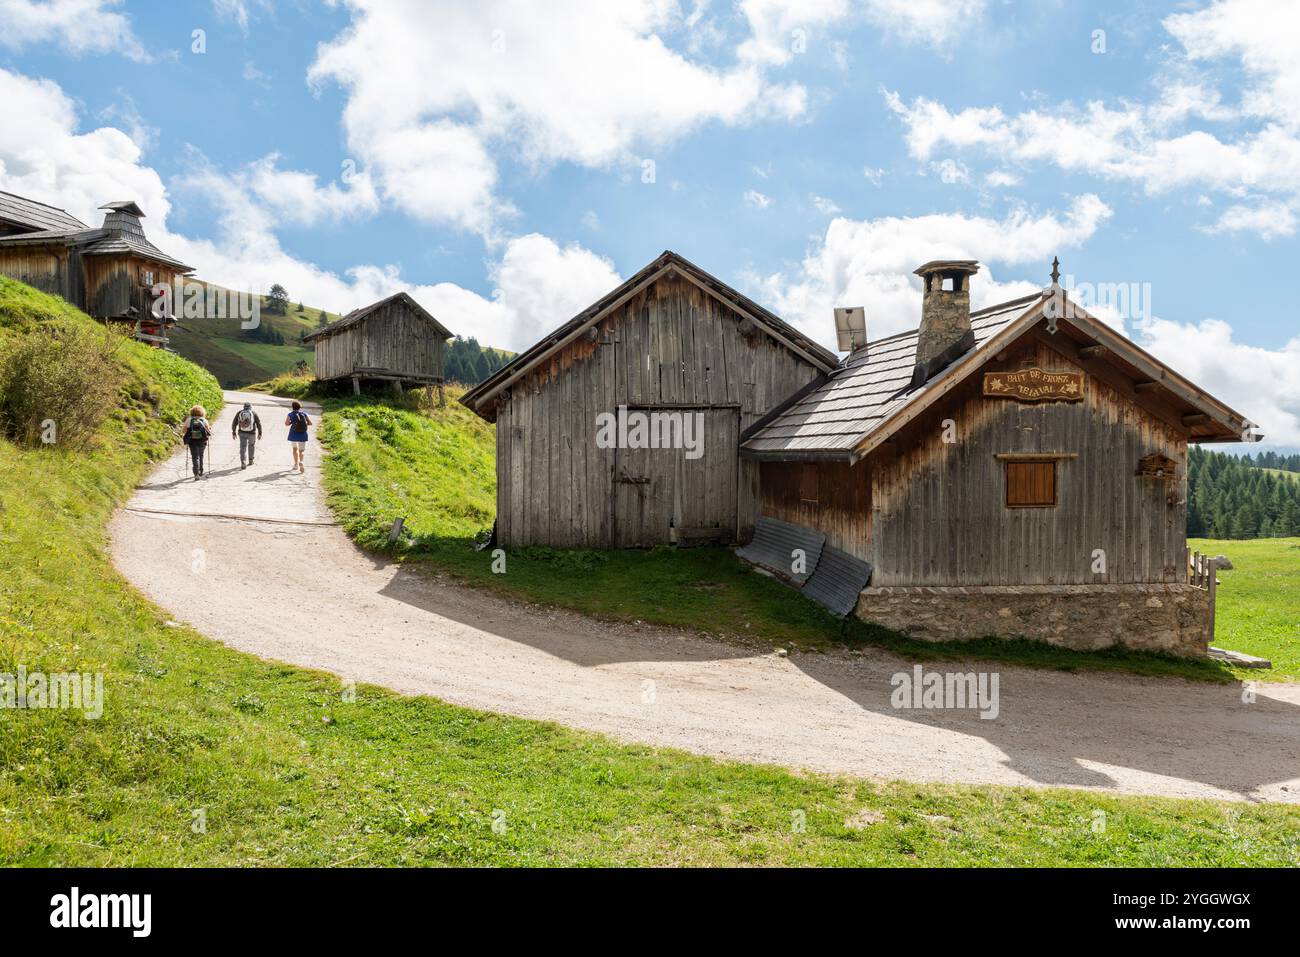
[{"left": 612, "top": 407, "right": 739, "bottom": 547}]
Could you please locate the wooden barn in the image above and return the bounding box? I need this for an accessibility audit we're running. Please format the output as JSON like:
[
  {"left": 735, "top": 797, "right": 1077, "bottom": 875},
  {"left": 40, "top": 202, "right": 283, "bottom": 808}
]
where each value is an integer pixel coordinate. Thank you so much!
[
  {"left": 303, "top": 292, "right": 453, "bottom": 395},
  {"left": 739, "top": 259, "right": 1256, "bottom": 655},
  {"left": 0, "top": 192, "right": 192, "bottom": 346},
  {"left": 460, "top": 251, "right": 838, "bottom": 548}
]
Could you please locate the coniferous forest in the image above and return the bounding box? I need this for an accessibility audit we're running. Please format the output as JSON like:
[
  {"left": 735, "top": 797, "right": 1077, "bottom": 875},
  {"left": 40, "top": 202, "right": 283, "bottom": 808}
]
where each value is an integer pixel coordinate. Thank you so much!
[
  {"left": 442, "top": 337, "right": 512, "bottom": 386},
  {"left": 1188, "top": 446, "right": 1300, "bottom": 539}
]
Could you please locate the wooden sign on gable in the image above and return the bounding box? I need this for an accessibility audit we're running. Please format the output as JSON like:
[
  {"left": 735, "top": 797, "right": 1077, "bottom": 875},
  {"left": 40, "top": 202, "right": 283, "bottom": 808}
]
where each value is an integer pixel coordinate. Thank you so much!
[{"left": 983, "top": 367, "right": 1085, "bottom": 403}]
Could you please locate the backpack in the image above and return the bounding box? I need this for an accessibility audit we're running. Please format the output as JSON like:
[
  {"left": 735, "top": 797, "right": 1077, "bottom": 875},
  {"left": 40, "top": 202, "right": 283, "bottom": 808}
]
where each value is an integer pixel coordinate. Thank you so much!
[
  {"left": 187, "top": 417, "right": 208, "bottom": 444},
  {"left": 236, "top": 409, "right": 255, "bottom": 431},
  {"left": 290, "top": 411, "right": 308, "bottom": 433}
]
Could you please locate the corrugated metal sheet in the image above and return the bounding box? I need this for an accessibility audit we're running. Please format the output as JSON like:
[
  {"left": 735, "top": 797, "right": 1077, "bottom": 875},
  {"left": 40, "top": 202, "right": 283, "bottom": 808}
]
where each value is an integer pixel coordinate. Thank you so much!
[
  {"left": 735, "top": 515, "right": 825, "bottom": 585},
  {"left": 801, "top": 545, "right": 873, "bottom": 617},
  {"left": 741, "top": 295, "right": 1040, "bottom": 457}
]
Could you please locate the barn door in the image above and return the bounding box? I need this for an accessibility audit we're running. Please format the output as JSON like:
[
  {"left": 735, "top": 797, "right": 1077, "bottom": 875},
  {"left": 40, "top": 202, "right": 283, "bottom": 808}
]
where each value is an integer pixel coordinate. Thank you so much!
[
  {"left": 676, "top": 408, "right": 739, "bottom": 544},
  {"left": 611, "top": 407, "right": 739, "bottom": 547}
]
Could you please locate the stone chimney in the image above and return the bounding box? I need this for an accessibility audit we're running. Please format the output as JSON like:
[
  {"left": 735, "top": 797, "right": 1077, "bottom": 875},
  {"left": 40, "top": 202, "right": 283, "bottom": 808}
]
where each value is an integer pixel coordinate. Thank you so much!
[{"left": 910, "top": 259, "right": 979, "bottom": 387}]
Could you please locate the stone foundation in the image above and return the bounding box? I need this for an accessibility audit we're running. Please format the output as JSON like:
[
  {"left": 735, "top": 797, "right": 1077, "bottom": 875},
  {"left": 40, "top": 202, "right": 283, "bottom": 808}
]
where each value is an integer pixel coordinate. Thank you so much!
[{"left": 854, "top": 583, "right": 1211, "bottom": 657}]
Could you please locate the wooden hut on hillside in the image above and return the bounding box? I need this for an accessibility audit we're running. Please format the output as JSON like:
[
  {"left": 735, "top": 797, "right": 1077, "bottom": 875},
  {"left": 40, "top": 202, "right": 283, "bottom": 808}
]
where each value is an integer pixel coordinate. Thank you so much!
[
  {"left": 303, "top": 292, "right": 454, "bottom": 395},
  {"left": 0, "top": 192, "right": 193, "bottom": 347}
]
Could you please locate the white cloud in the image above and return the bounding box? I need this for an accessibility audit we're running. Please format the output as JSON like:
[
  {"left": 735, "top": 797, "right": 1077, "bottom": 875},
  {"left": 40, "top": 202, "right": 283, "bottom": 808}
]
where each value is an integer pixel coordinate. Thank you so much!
[
  {"left": 882, "top": 0, "right": 1300, "bottom": 238},
  {"left": 489, "top": 234, "right": 621, "bottom": 348},
  {"left": 213, "top": 0, "right": 271, "bottom": 33},
  {"left": 811, "top": 195, "right": 841, "bottom": 215},
  {"left": 749, "top": 195, "right": 1112, "bottom": 346},
  {"left": 930, "top": 158, "right": 969, "bottom": 184},
  {"left": 1202, "top": 201, "right": 1297, "bottom": 240},
  {"left": 1138, "top": 316, "right": 1300, "bottom": 446},
  {"left": 184, "top": 153, "right": 381, "bottom": 229},
  {"left": 737, "top": 0, "right": 986, "bottom": 64},
  {"left": 0, "top": 0, "right": 145, "bottom": 60},
  {"left": 984, "top": 169, "right": 1020, "bottom": 188},
  {"left": 1164, "top": 0, "right": 1300, "bottom": 130},
  {"left": 744, "top": 189, "right": 772, "bottom": 209},
  {"left": 309, "top": 0, "right": 809, "bottom": 237}
]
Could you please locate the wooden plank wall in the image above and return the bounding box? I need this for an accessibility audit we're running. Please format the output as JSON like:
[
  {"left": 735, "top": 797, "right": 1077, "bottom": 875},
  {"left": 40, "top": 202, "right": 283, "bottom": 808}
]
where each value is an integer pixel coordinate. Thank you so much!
[
  {"left": 0, "top": 248, "right": 67, "bottom": 299},
  {"left": 314, "top": 299, "right": 446, "bottom": 381},
  {"left": 496, "top": 272, "right": 822, "bottom": 547},
  {"left": 758, "top": 460, "right": 872, "bottom": 560},
  {"left": 866, "top": 338, "right": 1188, "bottom": 585}
]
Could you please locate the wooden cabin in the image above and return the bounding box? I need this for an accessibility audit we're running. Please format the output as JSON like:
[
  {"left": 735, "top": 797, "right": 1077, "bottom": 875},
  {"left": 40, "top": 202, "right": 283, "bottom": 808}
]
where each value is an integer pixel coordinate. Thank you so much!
[
  {"left": 303, "top": 292, "right": 453, "bottom": 395},
  {"left": 461, "top": 251, "right": 839, "bottom": 548},
  {"left": 740, "top": 260, "right": 1256, "bottom": 655},
  {"left": 0, "top": 192, "right": 192, "bottom": 347}
]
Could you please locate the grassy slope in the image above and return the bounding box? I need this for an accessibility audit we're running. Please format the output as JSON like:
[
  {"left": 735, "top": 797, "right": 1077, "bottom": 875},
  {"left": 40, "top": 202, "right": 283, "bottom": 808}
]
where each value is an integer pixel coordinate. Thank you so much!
[
  {"left": 3, "top": 309, "right": 1295, "bottom": 866},
  {"left": 258, "top": 373, "right": 1279, "bottom": 684},
  {"left": 167, "top": 285, "right": 334, "bottom": 389},
  {"left": 1190, "top": 537, "right": 1300, "bottom": 677}
]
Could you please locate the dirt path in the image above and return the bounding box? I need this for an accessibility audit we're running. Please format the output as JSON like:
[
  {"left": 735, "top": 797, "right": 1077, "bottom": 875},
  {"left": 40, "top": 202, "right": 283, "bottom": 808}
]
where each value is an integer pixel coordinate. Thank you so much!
[{"left": 109, "top": 390, "right": 1300, "bottom": 804}]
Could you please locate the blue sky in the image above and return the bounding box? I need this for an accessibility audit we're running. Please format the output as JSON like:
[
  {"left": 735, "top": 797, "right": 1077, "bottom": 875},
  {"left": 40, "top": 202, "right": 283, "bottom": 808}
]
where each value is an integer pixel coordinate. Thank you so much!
[{"left": 1, "top": 0, "right": 1297, "bottom": 448}]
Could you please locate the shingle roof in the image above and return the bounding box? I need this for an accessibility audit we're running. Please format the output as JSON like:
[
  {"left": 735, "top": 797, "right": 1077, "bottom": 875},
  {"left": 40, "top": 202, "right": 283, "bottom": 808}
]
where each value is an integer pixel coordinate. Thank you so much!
[
  {"left": 302, "top": 291, "right": 454, "bottom": 343},
  {"left": 741, "top": 294, "right": 1043, "bottom": 460},
  {"left": 0, "top": 191, "right": 88, "bottom": 233},
  {"left": 81, "top": 232, "right": 192, "bottom": 270},
  {"left": 0, "top": 196, "right": 192, "bottom": 270}
]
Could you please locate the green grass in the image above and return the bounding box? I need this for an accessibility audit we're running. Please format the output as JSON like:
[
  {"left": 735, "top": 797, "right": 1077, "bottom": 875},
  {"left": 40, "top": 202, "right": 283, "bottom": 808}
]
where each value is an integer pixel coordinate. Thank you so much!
[
  {"left": 1190, "top": 537, "right": 1300, "bottom": 680},
  {"left": 2, "top": 281, "right": 1297, "bottom": 866}
]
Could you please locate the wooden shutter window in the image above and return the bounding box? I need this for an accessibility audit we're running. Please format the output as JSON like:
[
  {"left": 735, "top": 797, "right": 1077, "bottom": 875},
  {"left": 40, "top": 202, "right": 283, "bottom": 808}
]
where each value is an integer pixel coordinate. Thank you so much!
[{"left": 1005, "top": 460, "right": 1056, "bottom": 508}]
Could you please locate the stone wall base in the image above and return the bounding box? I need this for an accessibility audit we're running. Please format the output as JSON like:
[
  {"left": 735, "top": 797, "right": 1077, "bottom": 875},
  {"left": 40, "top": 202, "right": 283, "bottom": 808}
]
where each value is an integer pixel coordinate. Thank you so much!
[{"left": 855, "top": 583, "right": 1211, "bottom": 657}]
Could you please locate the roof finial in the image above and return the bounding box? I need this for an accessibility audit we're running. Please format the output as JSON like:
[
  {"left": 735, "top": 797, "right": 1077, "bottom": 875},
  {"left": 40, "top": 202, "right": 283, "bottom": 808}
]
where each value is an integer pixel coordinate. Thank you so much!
[{"left": 1049, "top": 256, "right": 1060, "bottom": 286}]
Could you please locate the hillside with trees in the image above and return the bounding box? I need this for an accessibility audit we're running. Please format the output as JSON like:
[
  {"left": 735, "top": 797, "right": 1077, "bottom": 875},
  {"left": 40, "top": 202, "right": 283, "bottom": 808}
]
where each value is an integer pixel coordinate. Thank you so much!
[
  {"left": 1188, "top": 446, "right": 1300, "bottom": 539},
  {"left": 443, "top": 336, "right": 513, "bottom": 386}
]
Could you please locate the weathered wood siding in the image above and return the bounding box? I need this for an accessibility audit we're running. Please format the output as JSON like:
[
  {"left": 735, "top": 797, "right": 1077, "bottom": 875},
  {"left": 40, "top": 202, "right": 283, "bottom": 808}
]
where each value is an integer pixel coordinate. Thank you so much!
[
  {"left": 84, "top": 256, "right": 183, "bottom": 320},
  {"left": 0, "top": 248, "right": 180, "bottom": 322},
  {"left": 495, "top": 273, "right": 822, "bottom": 547},
  {"left": 0, "top": 247, "right": 68, "bottom": 300},
  {"left": 314, "top": 298, "right": 446, "bottom": 381},
  {"left": 866, "top": 336, "right": 1188, "bottom": 585},
  {"left": 758, "top": 460, "right": 872, "bottom": 560}
]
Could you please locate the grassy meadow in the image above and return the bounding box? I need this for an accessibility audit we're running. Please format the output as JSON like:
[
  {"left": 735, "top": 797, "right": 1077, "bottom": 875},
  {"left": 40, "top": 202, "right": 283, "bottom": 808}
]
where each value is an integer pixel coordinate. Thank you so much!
[{"left": 1190, "top": 537, "right": 1300, "bottom": 679}]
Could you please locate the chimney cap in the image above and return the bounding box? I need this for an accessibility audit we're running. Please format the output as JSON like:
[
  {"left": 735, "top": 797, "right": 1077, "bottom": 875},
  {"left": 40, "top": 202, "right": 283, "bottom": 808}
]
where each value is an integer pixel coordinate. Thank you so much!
[
  {"left": 914, "top": 259, "right": 979, "bottom": 277},
  {"left": 99, "top": 200, "right": 145, "bottom": 217}
]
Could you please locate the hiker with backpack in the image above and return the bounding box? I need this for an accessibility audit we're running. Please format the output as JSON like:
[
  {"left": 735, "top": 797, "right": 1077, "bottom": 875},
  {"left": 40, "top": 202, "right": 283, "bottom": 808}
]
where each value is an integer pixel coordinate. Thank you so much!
[
  {"left": 231, "top": 401, "right": 263, "bottom": 469},
  {"left": 182, "top": 405, "right": 211, "bottom": 480},
  {"left": 285, "top": 401, "right": 312, "bottom": 474}
]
